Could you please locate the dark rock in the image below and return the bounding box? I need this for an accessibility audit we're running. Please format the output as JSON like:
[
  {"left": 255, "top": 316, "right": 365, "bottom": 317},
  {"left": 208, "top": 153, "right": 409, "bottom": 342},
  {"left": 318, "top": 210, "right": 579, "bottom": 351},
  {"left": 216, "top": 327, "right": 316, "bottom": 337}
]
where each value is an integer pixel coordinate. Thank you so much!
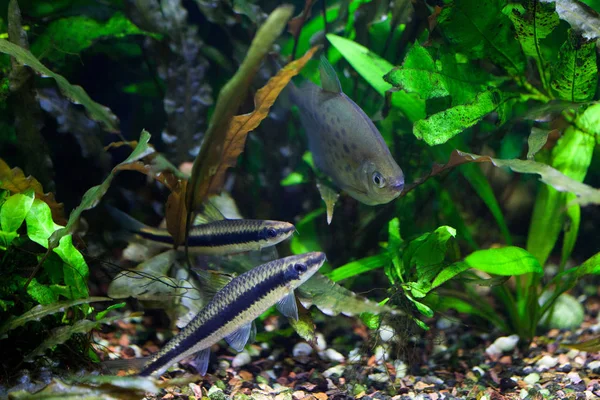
[
  {"left": 499, "top": 377, "right": 517, "bottom": 391},
  {"left": 556, "top": 363, "right": 572, "bottom": 373}
]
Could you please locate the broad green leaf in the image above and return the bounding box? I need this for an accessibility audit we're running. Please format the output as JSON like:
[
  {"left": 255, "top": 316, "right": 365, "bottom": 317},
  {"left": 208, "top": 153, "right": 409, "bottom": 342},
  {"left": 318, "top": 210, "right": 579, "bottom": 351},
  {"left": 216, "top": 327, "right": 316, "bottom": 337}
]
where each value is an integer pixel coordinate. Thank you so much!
[
  {"left": 575, "top": 252, "right": 600, "bottom": 277},
  {"left": 49, "top": 130, "right": 153, "bottom": 249},
  {"left": 431, "top": 261, "right": 470, "bottom": 289},
  {"left": 550, "top": 30, "right": 598, "bottom": 102},
  {"left": 0, "top": 297, "right": 111, "bottom": 336},
  {"left": 507, "top": 0, "right": 559, "bottom": 90},
  {"left": 384, "top": 42, "right": 491, "bottom": 106},
  {"left": 527, "top": 125, "right": 595, "bottom": 265},
  {"left": 0, "top": 231, "right": 18, "bottom": 249},
  {"left": 543, "top": 0, "right": 600, "bottom": 40},
  {"left": 326, "top": 253, "right": 390, "bottom": 282},
  {"left": 288, "top": 307, "right": 316, "bottom": 342},
  {"left": 1, "top": 190, "right": 34, "bottom": 233},
  {"left": 0, "top": 39, "right": 119, "bottom": 132},
  {"left": 404, "top": 226, "right": 456, "bottom": 276},
  {"left": 539, "top": 292, "right": 584, "bottom": 329},
  {"left": 21, "top": 277, "right": 58, "bottom": 305},
  {"left": 387, "top": 217, "right": 404, "bottom": 283},
  {"left": 360, "top": 312, "right": 381, "bottom": 329},
  {"left": 437, "top": 0, "right": 525, "bottom": 76},
  {"left": 413, "top": 91, "right": 501, "bottom": 145},
  {"left": 26, "top": 199, "right": 89, "bottom": 298},
  {"left": 31, "top": 12, "right": 160, "bottom": 65},
  {"left": 326, "top": 34, "right": 426, "bottom": 122},
  {"left": 465, "top": 246, "right": 542, "bottom": 275}
]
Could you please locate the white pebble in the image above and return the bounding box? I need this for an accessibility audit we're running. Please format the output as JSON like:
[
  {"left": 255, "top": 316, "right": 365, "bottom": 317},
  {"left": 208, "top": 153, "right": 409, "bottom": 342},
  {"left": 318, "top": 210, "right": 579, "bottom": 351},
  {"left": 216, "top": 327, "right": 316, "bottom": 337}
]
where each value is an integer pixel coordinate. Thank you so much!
[
  {"left": 494, "top": 335, "right": 520, "bottom": 352},
  {"left": 368, "top": 372, "right": 389, "bottom": 383},
  {"left": 394, "top": 360, "right": 407, "bottom": 379},
  {"left": 315, "top": 333, "right": 327, "bottom": 351},
  {"left": 519, "top": 388, "right": 529, "bottom": 399},
  {"left": 348, "top": 348, "right": 361, "bottom": 364},
  {"left": 232, "top": 351, "right": 251, "bottom": 368},
  {"left": 323, "top": 365, "right": 345, "bottom": 378},
  {"left": 567, "top": 372, "right": 582, "bottom": 384},
  {"left": 472, "top": 366, "right": 485, "bottom": 377},
  {"left": 379, "top": 325, "right": 395, "bottom": 342},
  {"left": 587, "top": 360, "right": 600, "bottom": 370},
  {"left": 374, "top": 345, "right": 389, "bottom": 364},
  {"left": 293, "top": 342, "right": 313, "bottom": 358},
  {"left": 322, "top": 348, "right": 345, "bottom": 363},
  {"left": 524, "top": 372, "right": 540, "bottom": 385},
  {"left": 535, "top": 355, "right": 558, "bottom": 370}
]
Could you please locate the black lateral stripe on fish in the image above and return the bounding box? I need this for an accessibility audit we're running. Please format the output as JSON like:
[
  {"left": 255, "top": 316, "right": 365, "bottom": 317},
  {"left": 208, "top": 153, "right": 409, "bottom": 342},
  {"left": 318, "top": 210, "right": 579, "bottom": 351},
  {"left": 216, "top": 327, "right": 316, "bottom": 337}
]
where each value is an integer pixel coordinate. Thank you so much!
[
  {"left": 107, "top": 206, "right": 295, "bottom": 254},
  {"left": 138, "top": 252, "right": 326, "bottom": 377},
  {"left": 288, "top": 55, "right": 405, "bottom": 206}
]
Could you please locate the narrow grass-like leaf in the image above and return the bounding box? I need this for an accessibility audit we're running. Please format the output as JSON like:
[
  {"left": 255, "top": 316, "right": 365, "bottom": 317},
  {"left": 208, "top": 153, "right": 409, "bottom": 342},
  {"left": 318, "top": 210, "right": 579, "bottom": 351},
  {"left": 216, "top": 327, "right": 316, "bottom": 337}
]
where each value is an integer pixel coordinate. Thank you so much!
[
  {"left": 550, "top": 30, "right": 598, "bottom": 102},
  {"left": 0, "top": 190, "right": 34, "bottom": 232},
  {"left": 0, "top": 39, "right": 119, "bottom": 132},
  {"left": 465, "top": 246, "right": 542, "bottom": 275},
  {"left": 326, "top": 253, "right": 390, "bottom": 282},
  {"left": 326, "top": 34, "right": 426, "bottom": 122},
  {"left": 0, "top": 297, "right": 111, "bottom": 336}
]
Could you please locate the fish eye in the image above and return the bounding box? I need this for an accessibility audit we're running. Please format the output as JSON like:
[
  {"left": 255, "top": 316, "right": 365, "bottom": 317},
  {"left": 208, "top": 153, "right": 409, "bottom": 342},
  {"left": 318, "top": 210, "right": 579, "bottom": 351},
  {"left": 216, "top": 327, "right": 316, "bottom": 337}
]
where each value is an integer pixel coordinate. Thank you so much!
[
  {"left": 293, "top": 263, "right": 307, "bottom": 273},
  {"left": 266, "top": 228, "right": 278, "bottom": 238},
  {"left": 372, "top": 172, "right": 386, "bottom": 188}
]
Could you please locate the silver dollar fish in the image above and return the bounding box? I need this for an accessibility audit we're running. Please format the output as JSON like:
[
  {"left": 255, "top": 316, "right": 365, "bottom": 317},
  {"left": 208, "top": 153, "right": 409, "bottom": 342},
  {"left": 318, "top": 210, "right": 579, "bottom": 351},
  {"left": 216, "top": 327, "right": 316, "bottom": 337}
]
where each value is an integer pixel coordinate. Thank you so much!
[
  {"left": 139, "top": 252, "right": 326, "bottom": 377},
  {"left": 289, "top": 56, "right": 405, "bottom": 205},
  {"left": 108, "top": 207, "right": 295, "bottom": 255}
]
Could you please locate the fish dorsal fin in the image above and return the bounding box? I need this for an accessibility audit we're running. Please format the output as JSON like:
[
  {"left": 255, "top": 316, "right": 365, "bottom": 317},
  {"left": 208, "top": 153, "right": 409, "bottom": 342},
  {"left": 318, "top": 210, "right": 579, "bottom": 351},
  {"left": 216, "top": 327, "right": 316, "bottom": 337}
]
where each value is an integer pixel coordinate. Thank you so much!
[
  {"left": 319, "top": 55, "right": 342, "bottom": 94},
  {"left": 193, "top": 268, "right": 235, "bottom": 300},
  {"left": 277, "top": 290, "right": 299, "bottom": 321},
  {"left": 193, "top": 200, "right": 227, "bottom": 225},
  {"left": 225, "top": 322, "right": 252, "bottom": 352},
  {"left": 190, "top": 347, "right": 211, "bottom": 376}
]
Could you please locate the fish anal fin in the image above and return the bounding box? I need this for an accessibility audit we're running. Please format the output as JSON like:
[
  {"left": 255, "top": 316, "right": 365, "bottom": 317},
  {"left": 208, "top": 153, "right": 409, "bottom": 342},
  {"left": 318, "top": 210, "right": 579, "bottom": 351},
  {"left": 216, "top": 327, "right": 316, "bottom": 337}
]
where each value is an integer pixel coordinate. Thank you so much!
[
  {"left": 277, "top": 290, "right": 299, "bottom": 321},
  {"left": 225, "top": 322, "right": 252, "bottom": 352},
  {"left": 190, "top": 347, "right": 211, "bottom": 376},
  {"left": 319, "top": 55, "right": 342, "bottom": 94}
]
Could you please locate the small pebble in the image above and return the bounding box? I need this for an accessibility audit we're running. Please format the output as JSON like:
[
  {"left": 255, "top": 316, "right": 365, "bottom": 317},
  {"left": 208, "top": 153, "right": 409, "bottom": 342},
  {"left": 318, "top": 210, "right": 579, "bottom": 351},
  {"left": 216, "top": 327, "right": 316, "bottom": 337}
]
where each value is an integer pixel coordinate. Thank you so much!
[
  {"left": 524, "top": 373, "right": 540, "bottom": 385},
  {"left": 293, "top": 342, "right": 313, "bottom": 358},
  {"left": 347, "top": 348, "right": 361, "bottom": 364},
  {"left": 568, "top": 372, "right": 582, "bottom": 384},
  {"left": 486, "top": 335, "right": 519, "bottom": 356},
  {"left": 587, "top": 360, "right": 600, "bottom": 372},
  {"left": 472, "top": 366, "right": 485, "bottom": 377},
  {"left": 315, "top": 333, "right": 327, "bottom": 351},
  {"left": 232, "top": 351, "right": 251, "bottom": 368},
  {"left": 321, "top": 348, "right": 345, "bottom": 363},
  {"left": 556, "top": 363, "right": 572, "bottom": 373},
  {"left": 394, "top": 360, "right": 408, "bottom": 379},
  {"left": 368, "top": 372, "right": 389, "bottom": 383},
  {"left": 323, "top": 365, "right": 345, "bottom": 378},
  {"left": 536, "top": 355, "right": 558, "bottom": 371},
  {"left": 424, "top": 376, "right": 444, "bottom": 385},
  {"left": 379, "top": 325, "right": 395, "bottom": 342},
  {"left": 374, "top": 345, "right": 389, "bottom": 364},
  {"left": 499, "top": 377, "right": 517, "bottom": 391},
  {"left": 436, "top": 317, "right": 454, "bottom": 330}
]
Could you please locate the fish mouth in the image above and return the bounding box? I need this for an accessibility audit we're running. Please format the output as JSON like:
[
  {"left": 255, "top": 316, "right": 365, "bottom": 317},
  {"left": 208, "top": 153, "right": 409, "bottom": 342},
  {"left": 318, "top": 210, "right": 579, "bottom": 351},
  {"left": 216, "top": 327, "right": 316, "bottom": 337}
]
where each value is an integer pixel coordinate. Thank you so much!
[{"left": 389, "top": 177, "right": 405, "bottom": 193}]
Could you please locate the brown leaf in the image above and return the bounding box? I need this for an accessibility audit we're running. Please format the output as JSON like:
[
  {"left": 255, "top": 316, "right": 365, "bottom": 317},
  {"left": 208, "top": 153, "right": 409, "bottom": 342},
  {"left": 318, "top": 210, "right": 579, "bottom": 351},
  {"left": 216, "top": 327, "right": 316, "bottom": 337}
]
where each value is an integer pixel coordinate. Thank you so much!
[
  {"left": 165, "top": 179, "right": 188, "bottom": 247},
  {"left": 187, "top": 45, "right": 319, "bottom": 209},
  {"left": 288, "top": 0, "right": 317, "bottom": 38},
  {"left": 0, "top": 158, "right": 65, "bottom": 224},
  {"left": 563, "top": 336, "right": 600, "bottom": 352}
]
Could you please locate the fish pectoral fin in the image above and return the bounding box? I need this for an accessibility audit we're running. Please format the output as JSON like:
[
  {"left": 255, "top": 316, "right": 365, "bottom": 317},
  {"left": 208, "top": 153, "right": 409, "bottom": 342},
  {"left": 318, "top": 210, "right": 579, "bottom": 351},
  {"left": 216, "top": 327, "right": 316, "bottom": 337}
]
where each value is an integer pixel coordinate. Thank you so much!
[
  {"left": 249, "top": 321, "right": 257, "bottom": 344},
  {"left": 225, "top": 322, "right": 253, "bottom": 352},
  {"left": 277, "top": 290, "right": 299, "bottom": 321},
  {"left": 319, "top": 55, "right": 342, "bottom": 94},
  {"left": 191, "top": 347, "right": 211, "bottom": 376}
]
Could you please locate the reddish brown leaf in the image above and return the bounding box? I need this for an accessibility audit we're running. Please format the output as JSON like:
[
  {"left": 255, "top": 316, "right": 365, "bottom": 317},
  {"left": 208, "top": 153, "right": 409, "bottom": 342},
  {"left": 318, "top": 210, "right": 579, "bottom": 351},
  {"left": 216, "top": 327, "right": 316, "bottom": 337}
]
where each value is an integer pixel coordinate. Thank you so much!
[
  {"left": 165, "top": 179, "right": 188, "bottom": 247},
  {"left": 0, "top": 158, "right": 65, "bottom": 224},
  {"left": 186, "top": 46, "right": 319, "bottom": 210},
  {"left": 288, "top": 0, "right": 317, "bottom": 37}
]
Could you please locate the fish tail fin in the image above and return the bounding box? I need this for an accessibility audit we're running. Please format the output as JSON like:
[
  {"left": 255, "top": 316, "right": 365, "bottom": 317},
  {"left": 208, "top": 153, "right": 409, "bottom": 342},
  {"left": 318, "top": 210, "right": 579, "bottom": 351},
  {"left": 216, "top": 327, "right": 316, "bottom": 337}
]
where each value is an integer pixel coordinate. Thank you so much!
[
  {"left": 101, "top": 357, "right": 150, "bottom": 375},
  {"left": 106, "top": 206, "right": 148, "bottom": 233}
]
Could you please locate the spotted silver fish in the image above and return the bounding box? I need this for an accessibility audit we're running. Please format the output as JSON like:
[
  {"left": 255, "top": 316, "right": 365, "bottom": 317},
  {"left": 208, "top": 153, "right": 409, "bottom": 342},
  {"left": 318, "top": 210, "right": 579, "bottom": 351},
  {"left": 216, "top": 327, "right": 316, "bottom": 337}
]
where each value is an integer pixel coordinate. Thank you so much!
[
  {"left": 289, "top": 56, "right": 404, "bottom": 205},
  {"left": 139, "top": 252, "right": 326, "bottom": 377},
  {"left": 108, "top": 207, "right": 295, "bottom": 255}
]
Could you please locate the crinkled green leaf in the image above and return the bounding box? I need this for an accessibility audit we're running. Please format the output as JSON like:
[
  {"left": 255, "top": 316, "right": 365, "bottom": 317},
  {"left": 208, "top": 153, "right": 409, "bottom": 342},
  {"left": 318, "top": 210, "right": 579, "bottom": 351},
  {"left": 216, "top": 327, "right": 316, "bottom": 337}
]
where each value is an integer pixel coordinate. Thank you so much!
[
  {"left": 542, "top": 0, "right": 600, "bottom": 40},
  {"left": 437, "top": 0, "right": 525, "bottom": 76},
  {"left": 527, "top": 124, "right": 595, "bottom": 265},
  {"left": 326, "top": 253, "right": 390, "bottom": 282},
  {"left": 0, "top": 39, "right": 119, "bottom": 132},
  {"left": 465, "top": 246, "right": 542, "bottom": 275},
  {"left": 384, "top": 42, "right": 491, "bottom": 106},
  {"left": 326, "top": 34, "right": 426, "bottom": 122},
  {"left": 23, "top": 277, "right": 58, "bottom": 305},
  {"left": 507, "top": 0, "right": 559, "bottom": 90},
  {"left": 49, "top": 130, "right": 153, "bottom": 249},
  {"left": 1, "top": 190, "right": 34, "bottom": 233},
  {"left": 404, "top": 226, "right": 457, "bottom": 284},
  {"left": 0, "top": 297, "right": 111, "bottom": 336},
  {"left": 414, "top": 90, "right": 501, "bottom": 145},
  {"left": 25, "top": 199, "right": 89, "bottom": 298},
  {"left": 31, "top": 12, "right": 160, "bottom": 65},
  {"left": 550, "top": 30, "right": 598, "bottom": 102},
  {"left": 288, "top": 306, "right": 316, "bottom": 342}
]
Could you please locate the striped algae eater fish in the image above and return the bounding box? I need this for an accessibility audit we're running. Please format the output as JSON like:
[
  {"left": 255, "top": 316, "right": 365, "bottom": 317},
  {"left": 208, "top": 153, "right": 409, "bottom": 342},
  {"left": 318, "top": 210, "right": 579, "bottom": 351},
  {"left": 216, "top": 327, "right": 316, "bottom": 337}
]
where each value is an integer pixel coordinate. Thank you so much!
[
  {"left": 288, "top": 56, "right": 405, "bottom": 205},
  {"left": 139, "top": 252, "right": 326, "bottom": 377},
  {"left": 108, "top": 207, "right": 295, "bottom": 255}
]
